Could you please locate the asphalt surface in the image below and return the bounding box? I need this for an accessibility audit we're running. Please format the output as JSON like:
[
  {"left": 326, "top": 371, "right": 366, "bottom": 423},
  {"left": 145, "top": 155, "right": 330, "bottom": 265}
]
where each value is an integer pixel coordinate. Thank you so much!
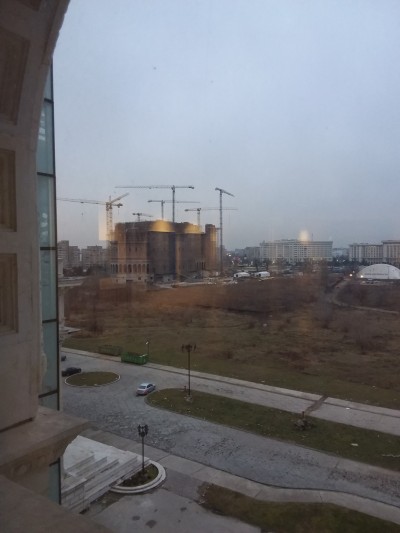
[{"left": 61, "top": 349, "right": 400, "bottom": 509}]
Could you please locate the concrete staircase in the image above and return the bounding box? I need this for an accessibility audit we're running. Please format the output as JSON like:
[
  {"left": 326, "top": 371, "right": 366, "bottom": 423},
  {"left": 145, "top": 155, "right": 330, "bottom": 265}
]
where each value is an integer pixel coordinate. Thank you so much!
[{"left": 62, "top": 435, "right": 149, "bottom": 513}]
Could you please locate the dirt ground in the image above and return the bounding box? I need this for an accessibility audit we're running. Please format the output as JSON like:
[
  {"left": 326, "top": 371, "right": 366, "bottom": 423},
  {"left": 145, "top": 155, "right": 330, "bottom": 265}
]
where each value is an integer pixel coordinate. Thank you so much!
[{"left": 64, "top": 276, "right": 400, "bottom": 408}]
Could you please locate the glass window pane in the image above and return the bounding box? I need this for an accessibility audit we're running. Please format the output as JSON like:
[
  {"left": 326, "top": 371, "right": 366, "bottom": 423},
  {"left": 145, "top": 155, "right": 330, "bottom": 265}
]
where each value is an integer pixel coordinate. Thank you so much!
[
  {"left": 44, "top": 71, "right": 53, "bottom": 101},
  {"left": 37, "top": 175, "right": 55, "bottom": 247},
  {"left": 36, "top": 101, "right": 54, "bottom": 174},
  {"left": 40, "top": 321, "right": 58, "bottom": 394},
  {"left": 39, "top": 392, "right": 59, "bottom": 410},
  {"left": 40, "top": 250, "right": 57, "bottom": 320},
  {"left": 48, "top": 460, "right": 61, "bottom": 504}
]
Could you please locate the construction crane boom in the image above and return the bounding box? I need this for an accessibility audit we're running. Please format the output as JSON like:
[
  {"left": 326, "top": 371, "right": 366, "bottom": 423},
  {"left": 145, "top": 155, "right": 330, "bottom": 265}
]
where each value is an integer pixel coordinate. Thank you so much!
[
  {"left": 57, "top": 193, "right": 129, "bottom": 242},
  {"left": 148, "top": 199, "right": 200, "bottom": 219},
  {"left": 184, "top": 207, "right": 237, "bottom": 227},
  {"left": 116, "top": 185, "right": 194, "bottom": 222},
  {"left": 57, "top": 197, "right": 119, "bottom": 206},
  {"left": 132, "top": 212, "right": 153, "bottom": 222},
  {"left": 215, "top": 187, "right": 235, "bottom": 275}
]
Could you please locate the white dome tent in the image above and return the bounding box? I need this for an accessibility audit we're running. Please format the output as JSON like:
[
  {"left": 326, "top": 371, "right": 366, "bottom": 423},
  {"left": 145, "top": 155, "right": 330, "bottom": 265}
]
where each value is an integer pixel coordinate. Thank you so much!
[{"left": 357, "top": 264, "right": 400, "bottom": 280}]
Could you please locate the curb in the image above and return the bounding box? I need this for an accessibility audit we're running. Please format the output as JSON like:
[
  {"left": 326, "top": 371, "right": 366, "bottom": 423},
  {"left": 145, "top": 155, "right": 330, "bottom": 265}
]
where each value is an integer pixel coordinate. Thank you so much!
[{"left": 110, "top": 461, "right": 166, "bottom": 494}]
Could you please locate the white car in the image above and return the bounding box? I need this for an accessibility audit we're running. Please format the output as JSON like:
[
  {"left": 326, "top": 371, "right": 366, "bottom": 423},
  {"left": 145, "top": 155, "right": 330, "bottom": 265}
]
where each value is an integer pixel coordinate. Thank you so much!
[{"left": 136, "top": 383, "right": 156, "bottom": 396}]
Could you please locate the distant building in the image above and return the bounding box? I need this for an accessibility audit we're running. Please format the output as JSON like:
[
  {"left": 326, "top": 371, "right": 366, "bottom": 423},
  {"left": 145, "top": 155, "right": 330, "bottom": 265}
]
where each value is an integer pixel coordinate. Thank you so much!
[
  {"left": 110, "top": 220, "right": 217, "bottom": 282},
  {"left": 81, "top": 245, "right": 107, "bottom": 270},
  {"left": 332, "top": 247, "right": 349, "bottom": 258},
  {"left": 349, "top": 240, "right": 400, "bottom": 267},
  {"left": 57, "top": 240, "right": 69, "bottom": 267},
  {"left": 57, "top": 240, "right": 81, "bottom": 269},
  {"left": 233, "top": 248, "right": 245, "bottom": 257},
  {"left": 349, "top": 243, "right": 383, "bottom": 264},
  {"left": 382, "top": 240, "right": 400, "bottom": 267},
  {"left": 260, "top": 239, "right": 332, "bottom": 264},
  {"left": 244, "top": 246, "right": 261, "bottom": 262},
  {"left": 69, "top": 245, "right": 81, "bottom": 268}
]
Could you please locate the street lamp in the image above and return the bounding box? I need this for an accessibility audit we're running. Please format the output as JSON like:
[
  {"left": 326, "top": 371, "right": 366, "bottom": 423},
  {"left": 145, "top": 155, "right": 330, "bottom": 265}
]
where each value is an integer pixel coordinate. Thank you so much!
[
  {"left": 181, "top": 343, "right": 196, "bottom": 397},
  {"left": 146, "top": 339, "right": 150, "bottom": 358},
  {"left": 137, "top": 424, "right": 148, "bottom": 474}
]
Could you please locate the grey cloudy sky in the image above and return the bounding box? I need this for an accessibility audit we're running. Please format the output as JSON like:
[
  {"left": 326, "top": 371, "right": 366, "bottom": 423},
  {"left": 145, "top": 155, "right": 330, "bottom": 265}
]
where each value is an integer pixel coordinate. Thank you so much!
[{"left": 54, "top": 0, "right": 400, "bottom": 250}]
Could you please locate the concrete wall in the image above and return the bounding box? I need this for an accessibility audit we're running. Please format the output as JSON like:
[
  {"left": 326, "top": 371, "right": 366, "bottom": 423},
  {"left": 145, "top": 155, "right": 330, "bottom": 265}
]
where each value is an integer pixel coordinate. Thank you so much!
[
  {"left": 0, "top": 0, "right": 69, "bottom": 428},
  {"left": 0, "top": 4, "right": 93, "bottom": 509}
]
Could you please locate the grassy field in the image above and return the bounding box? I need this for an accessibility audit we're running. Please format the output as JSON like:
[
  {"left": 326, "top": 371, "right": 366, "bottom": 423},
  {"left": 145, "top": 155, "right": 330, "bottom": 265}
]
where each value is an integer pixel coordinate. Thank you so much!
[
  {"left": 147, "top": 388, "right": 400, "bottom": 471},
  {"left": 63, "top": 276, "right": 400, "bottom": 408},
  {"left": 201, "top": 484, "right": 400, "bottom": 533}
]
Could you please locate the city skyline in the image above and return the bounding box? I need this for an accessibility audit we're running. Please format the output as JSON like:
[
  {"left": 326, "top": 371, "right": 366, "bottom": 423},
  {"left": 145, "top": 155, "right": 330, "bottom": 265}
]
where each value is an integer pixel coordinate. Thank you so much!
[
  {"left": 58, "top": 235, "right": 400, "bottom": 254},
  {"left": 54, "top": 1, "right": 400, "bottom": 249}
]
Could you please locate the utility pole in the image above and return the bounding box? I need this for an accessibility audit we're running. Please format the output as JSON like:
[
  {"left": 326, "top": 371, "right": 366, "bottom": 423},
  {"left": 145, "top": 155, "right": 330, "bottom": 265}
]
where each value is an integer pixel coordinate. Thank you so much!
[
  {"left": 181, "top": 343, "right": 196, "bottom": 397},
  {"left": 215, "top": 188, "right": 234, "bottom": 275},
  {"left": 137, "top": 424, "right": 148, "bottom": 475}
]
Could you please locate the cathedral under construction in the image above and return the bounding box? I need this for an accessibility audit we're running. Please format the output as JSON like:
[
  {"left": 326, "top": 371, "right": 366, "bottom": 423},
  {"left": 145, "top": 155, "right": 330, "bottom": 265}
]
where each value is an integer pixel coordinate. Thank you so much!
[{"left": 110, "top": 220, "right": 217, "bottom": 282}]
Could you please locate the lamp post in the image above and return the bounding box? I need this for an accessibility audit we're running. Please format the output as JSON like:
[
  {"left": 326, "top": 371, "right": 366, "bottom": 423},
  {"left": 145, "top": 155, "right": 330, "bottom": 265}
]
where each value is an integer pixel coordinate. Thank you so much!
[
  {"left": 146, "top": 339, "right": 150, "bottom": 358},
  {"left": 137, "top": 424, "right": 148, "bottom": 474},
  {"left": 181, "top": 344, "right": 196, "bottom": 397}
]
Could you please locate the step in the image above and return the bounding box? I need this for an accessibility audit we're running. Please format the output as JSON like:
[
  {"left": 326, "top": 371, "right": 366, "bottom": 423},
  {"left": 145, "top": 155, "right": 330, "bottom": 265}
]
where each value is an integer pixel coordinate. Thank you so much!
[
  {"left": 68, "top": 456, "right": 109, "bottom": 479},
  {"left": 61, "top": 435, "right": 151, "bottom": 513},
  {"left": 63, "top": 453, "right": 95, "bottom": 473}
]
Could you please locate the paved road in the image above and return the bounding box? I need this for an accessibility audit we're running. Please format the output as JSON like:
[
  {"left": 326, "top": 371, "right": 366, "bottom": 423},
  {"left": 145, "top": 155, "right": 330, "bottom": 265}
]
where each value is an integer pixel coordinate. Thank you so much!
[{"left": 61, "top": 350, "right": 400, "bottom": 508}]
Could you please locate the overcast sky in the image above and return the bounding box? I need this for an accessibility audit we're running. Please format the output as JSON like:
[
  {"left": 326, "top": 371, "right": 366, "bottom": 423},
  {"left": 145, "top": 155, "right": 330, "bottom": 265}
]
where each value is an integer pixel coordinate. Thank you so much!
[{"left": 54, "top": 0, "right": 400, "bottom": 250}]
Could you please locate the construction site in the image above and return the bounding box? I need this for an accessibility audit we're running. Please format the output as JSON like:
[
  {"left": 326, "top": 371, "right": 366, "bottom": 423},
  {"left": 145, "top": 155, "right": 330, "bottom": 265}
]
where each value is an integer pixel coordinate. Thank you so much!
[{"left": 58, "top": 185, "right": 237, "bottom": 281}]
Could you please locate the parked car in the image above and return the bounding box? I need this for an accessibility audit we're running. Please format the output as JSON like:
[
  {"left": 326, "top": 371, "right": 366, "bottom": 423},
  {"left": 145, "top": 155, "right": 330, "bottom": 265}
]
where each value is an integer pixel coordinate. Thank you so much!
[
  {"left": 62, "top": 367, "right": 81, "bottom": 377},
  {"left": 136, "top": 382, "right": 156, "bottom": 396}
]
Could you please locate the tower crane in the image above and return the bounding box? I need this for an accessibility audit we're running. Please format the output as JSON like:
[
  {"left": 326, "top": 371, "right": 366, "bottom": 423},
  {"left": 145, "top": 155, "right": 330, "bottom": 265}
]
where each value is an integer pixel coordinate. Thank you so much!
[
  {"left": 184, "top": 207, "right": 238, "bottom": 227},
  {"left": 132, "top": 212, "right": 153, "bottom": 222},
  {"left": 57, "top": 193, "right": 129, "bottom": 242},
  {"left": 148, "top": 199, "right": 200, "bottom": 220},
  {"left": 115, "top": 185, "right": 194, "bottom": 223},
  {"left": 215, "top": 187, "right": 235, "bottom": 274}
]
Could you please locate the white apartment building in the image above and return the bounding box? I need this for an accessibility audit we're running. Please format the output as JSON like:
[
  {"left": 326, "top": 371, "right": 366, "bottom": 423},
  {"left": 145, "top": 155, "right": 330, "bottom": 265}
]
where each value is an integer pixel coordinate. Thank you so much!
[
  {"left": 81, "top": 245, "right": 107, "bottom": 269},
  {"left": 57, "top": 240, "right": 81, "bottom": 268},
  {"left": 382, "top": 240, "right": 400, "bottom": 267},
  {"left": 57, "top": 239, "right": 70, "bottom": 266},
  {"left": 348, "top": 243, "right": 383, "bottom": 263},
  {"left": 260, "top": 239, "right": 333, "bottom": 264},
  {"left": 349, "top": 241, "right": 400, "bottom": 266}
]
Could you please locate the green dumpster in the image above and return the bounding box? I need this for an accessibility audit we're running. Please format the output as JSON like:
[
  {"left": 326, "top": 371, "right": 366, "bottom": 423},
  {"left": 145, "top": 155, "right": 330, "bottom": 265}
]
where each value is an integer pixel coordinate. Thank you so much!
[
  {"left": 121, "top": 352, "right": 148, "bottom": 365},
  {"left": 98, "top": 345, "right": 122, "bottom": 356}
]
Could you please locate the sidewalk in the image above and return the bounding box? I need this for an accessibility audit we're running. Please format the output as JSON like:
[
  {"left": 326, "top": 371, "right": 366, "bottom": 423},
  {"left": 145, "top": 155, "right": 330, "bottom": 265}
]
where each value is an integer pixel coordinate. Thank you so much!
[
  {"left": 63, "top": 348, "right": 400, "bottom": 436},
  {"left": 82, "top": 427, "right": 400, "bottom": 527}
]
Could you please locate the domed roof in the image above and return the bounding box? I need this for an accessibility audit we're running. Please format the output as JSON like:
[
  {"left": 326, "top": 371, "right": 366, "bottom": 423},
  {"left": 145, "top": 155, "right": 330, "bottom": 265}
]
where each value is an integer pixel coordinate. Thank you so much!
[{"left": 357, "top": 263, "right": 400, "bottom": 280}]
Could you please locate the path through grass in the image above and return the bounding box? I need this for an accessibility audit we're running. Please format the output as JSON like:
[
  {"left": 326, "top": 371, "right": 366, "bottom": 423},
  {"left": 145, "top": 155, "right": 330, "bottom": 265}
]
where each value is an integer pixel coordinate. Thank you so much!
[
  {"left": 201, "top": 484, "right": 400, "bottom": 533},
  {"left": 148, "top": 388, "right": 400, "bottom": 471}
]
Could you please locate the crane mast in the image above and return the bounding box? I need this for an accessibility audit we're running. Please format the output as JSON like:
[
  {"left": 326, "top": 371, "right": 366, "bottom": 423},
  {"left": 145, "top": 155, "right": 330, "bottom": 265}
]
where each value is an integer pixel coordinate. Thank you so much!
[
  {"left": 215, "top": 188, "right": 235, "bottom": 275},
  {"left": 57, "top": 193, "right": 129, "bottom": 242},
  {"left": 184, "top": 206, "right": 237, "bottom": 227},
  {"left": 148, "top": 199, "right": 200, "bottom": 219}
]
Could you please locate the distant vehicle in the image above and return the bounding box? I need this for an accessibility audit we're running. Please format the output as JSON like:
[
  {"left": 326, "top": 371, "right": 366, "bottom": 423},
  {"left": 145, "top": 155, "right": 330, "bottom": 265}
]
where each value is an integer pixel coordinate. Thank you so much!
[
  {"left": 233, "top": 272, "right": 250, "bottom": 280},
  {"left": 62, "top": 367, "right": 81, "bottom": 377},
  {"left": 253, "top": 271, "right": 270, "bottom": 279},
  {"left": 136, "top": 382, "right": 156, "bottom": 396}
]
